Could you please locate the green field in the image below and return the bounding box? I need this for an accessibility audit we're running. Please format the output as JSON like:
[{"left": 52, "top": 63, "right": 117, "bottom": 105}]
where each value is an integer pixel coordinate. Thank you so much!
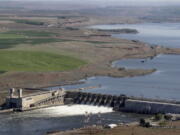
[
  {"left": 0, "top": 33, "right": 25, "bottom": 39},
  {"left": 0, "top": 51, "right": 86, "bottom": 72},
  {"left": 5, "top": 30, "right": 59, "bottom": 37},
  {"left": 0, "top": 30, "right": 72, "bottom": 49},
  {"left": 0, "top": 38, "right": 68, "bottom": 49}
]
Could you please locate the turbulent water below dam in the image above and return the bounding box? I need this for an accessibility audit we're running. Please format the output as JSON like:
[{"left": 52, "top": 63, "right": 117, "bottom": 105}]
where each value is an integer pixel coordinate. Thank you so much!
[
  {"left": 1, "top": 23, "right": 180, "bottom": 135},
  {"left": 0, "top": 105, "right": 143, "bottom": 135}
]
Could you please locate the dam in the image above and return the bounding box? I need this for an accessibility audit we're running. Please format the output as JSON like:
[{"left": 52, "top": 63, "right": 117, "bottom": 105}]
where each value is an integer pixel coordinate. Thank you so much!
[
  {"left": 65, "top": 91, "right": 180, "bottom": 114},
  {"left": 4, "top": 87, "right": 180, "bottom": 114},
  {"left": 6, "top": 88, "right": 65, "bottom": 111}
]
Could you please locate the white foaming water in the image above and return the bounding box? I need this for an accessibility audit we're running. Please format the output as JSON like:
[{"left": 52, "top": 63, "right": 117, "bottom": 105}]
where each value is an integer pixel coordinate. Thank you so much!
[
  {"left": 18, "top": 105, "right": 113, "bottom": 118},
  {"left": 44, "top": 105, "right": 113, "bottom": 116}
]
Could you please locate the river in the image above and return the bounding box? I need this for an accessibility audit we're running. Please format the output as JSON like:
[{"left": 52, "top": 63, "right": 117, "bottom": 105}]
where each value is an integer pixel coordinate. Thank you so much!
[
  {"left": 61, "top": 23, "right": 180, "bottom": 101},
  {"left": 90, "top": 23, "right": 180, "bottom": 48},
  {"left": 0, "top": 105, "right": 143, "bottom": 135},
  {"left": 62, "top": 54, "right": 180, "bottom": 101},
  {"left": 1, "top": 23, "right": 180, "bottom": 135}
]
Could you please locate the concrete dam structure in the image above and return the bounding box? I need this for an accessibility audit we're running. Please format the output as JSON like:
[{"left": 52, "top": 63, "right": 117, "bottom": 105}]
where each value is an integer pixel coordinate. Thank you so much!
[
  {"left": 65, "top": 91, "right": 180, "bottom": 114},
  {"left": 121, "top": 99, "right": 180, "bottom": 114},
  {"left": 65, "top": 91, "right": 127, "bottom": 108},
  {"left": 6, "top": 88, "right": 65, "bottom": 111},
  {"left": 5, "top": 88, "right": 180, "bottom": 114}
]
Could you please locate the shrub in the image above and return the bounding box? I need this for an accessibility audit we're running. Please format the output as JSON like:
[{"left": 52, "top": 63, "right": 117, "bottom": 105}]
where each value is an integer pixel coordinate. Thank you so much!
[
  {"left": 144, "top": 122, "right": 151, "bottom": 128},
  {"left": 139, "top": 118, "right": 151, "bottom": 128},
  {"left": 164, "top": 115, "right": 173, "bottom": 120},
  {"left": 154, "top": 113, "right": 164, "bottom": 121},
  {"left": 139, "top": 118, "right": 146, "bottom": 126}
]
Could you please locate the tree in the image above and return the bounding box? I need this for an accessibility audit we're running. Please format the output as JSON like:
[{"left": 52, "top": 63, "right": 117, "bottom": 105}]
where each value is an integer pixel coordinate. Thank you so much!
[{"left": 139, "top": 118, "right": 146, "bottom": 126}]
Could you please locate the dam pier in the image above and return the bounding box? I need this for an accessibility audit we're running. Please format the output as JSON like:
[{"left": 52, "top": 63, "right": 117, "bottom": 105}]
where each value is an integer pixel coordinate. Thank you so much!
[{"left": 3, "top": 88, "right": 180, "bottom": 114}]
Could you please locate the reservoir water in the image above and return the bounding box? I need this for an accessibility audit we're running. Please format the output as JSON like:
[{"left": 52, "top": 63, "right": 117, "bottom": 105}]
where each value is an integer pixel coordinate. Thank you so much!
[
  {"left": 61, "top": 23, "right": 180, "bottom": 101},
  {"left": 1, "top": 23, "right": 180, "bottom": 135},
  {"left": 63, "top": 54, "right": 180, "bottom": 101},
  {"left": 90, "top": 23, "right": 180, "bottom": 48}
]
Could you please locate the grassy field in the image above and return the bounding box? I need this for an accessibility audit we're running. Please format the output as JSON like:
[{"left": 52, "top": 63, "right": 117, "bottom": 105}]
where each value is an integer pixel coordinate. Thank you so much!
[
  {"left": 0, "top": 30, "right": 87, "bottom": 72},
  {"left": 0, "top": 51, "right": 86, "bottom": 72},
  {"left": 0, "top": 38, "right": 68, "bottom": 49},
  {"left": 5, "top": 30, "right": 59, "bottom": 37},
  {"left": 0, "top": 30, "right": 73, "bottom": 49},
  {"left": 0, "top": 33, "right": 26, "bottom": 39}
]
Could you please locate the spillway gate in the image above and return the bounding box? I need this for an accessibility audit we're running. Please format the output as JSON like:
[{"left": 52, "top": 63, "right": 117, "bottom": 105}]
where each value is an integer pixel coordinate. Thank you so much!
[{"left": 65, "top": 91, "right": 127, "bottom": 109}]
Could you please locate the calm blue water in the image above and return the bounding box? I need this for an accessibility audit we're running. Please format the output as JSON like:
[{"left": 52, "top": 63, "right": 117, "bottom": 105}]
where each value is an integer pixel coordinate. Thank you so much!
[
  {"left": 90, "top": 23, "right": 180, "bottom": 48},
  {"left": 61, "top": 23, "right": 180, "bottom": 101},
  {"left": 62, "top": 54, "right": 180, "bottom": 100}
]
